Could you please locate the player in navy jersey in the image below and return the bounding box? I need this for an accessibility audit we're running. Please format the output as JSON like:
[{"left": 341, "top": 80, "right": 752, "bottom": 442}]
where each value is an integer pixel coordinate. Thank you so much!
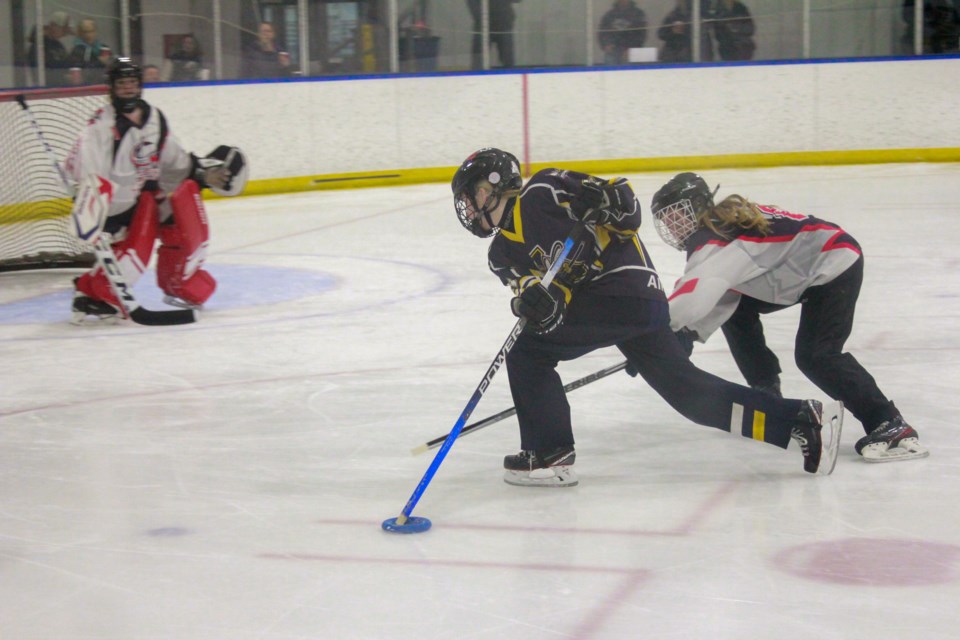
[
  {"left": 452, "top": 148, "right": 844, "bottom": 487},
  {"left": 651, "top": 172, "right": 928, "bottom": 463}
]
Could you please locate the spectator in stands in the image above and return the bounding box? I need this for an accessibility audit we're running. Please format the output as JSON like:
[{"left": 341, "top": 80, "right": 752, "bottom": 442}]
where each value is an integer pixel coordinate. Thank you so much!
[
  {"left": 162, "top": 34, "right": 205, "bottom": 82},
  {"left": 143, "top": 64, "right": 162, "bottom": 83},
  {"left": 241, "top": 22, "right": 293, "bottom": 79},
  {"left": 467, "top": 0, "right": 520, "bottom": 69},
  {"left": 69, "top": 18, "right": 112, "bottom": 84},
  {"left": 711, "top": 0, "right": 756, "bottom": 61},
  {"left": 598, "top": 0, "right": 648, "bottom": 65},
  {"left": 26, "top": 11, "right": 74, "bottom": 86},
  {"left": 657, "top": 0, "right": 714, "bottom": 62},
  {"left": 901, "top": 0, "right": 960, "bottom": 54}
]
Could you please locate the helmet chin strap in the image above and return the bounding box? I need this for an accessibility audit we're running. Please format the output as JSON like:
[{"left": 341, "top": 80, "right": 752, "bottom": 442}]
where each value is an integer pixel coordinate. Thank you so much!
[
  {"left": 113, "top": 97, "right": 145, "bottom": 114},
  {"left": 480, "top": 193, "right": 516, "bottom": 232}
]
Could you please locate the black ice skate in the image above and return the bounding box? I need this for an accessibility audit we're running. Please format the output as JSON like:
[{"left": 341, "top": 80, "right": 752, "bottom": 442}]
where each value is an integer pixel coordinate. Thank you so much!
[
  {"left": 71, "top": 291, "right": 120, "bottom": 325},
  {"left": 503, "top": 445, "right": 578, "bottom": 487},
  {"left": 855, "top": 415, "right": 928, "bottom": 462},
  {"left": 790, "top": 399, "right": 844, "bottom": 475}
]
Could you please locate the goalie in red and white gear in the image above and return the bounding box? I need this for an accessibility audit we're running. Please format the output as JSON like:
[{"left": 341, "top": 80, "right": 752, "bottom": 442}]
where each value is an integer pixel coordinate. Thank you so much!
[{"left": 65, "top": 57, "right": 247, "bottom": 322}]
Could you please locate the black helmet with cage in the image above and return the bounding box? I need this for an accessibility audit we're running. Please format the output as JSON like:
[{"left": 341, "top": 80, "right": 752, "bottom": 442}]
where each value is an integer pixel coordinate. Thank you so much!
[
  {"left": 651, "top": 172, "right": 717, "bottom": 251},
  {"left": 106, "top": 57, "right": 144, "bottom": 114},
  {"left": 452, "top": 148, "right": 523, "bottom": 238}
]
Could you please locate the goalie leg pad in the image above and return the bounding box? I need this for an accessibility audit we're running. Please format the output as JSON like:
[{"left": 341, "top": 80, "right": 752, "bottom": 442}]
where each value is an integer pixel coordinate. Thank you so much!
[
  {"left": 157, "top": 180, "right": 216, "bottom": 306},
  {"left": 75, "top": 193, "right": 159, "bottom": 306}
]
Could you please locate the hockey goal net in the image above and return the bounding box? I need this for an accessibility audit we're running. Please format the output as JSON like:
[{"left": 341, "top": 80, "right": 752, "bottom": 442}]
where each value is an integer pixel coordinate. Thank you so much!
[{"left": 0, "top": 86, "right": 108, "bottom": 272}]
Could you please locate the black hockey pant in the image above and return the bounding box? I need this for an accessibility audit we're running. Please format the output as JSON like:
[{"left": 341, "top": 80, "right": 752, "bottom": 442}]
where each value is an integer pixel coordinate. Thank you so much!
[
  {"left": 505, "top": 294, "right": 806, "bottom": 453},
  {"left": 720, "top": 256, "right": 897, "bottom": 434}
]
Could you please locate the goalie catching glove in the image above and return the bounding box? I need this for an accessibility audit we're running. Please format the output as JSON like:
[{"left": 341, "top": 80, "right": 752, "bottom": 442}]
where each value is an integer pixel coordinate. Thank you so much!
[
  {"left": 191, "top": 145, "right": 248, "bottom": 196},
  {"left": 511, "top": 278, "right": 569, "bottom": 335}
]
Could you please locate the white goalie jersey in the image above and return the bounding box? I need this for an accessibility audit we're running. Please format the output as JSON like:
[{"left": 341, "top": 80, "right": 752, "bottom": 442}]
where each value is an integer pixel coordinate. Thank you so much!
[{"left": 65, "top": 103, "right": 194, "bottom": 219}]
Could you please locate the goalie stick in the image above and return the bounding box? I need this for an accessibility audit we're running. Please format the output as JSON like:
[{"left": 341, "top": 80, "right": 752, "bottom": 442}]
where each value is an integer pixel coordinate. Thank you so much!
[
  {"left": 411, "top": 360, "right": 628, "bottom": 455},
  {"left": 16, "top": 94, "right": 196, "bottom": 326},
  {"left": 383, "top": 213, "right": 597, "bottom": 533}
]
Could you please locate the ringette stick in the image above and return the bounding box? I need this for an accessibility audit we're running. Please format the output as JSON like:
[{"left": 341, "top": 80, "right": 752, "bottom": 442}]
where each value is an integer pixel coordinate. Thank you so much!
[
  {"left": 16, "top": 94, "right": 196, "bottom": 326},
  {"left": 411, "top": 360, "right": 628, "bottom": 455},
  {"left": 383, "top": 220, "right": 592, "bottom": 533}
]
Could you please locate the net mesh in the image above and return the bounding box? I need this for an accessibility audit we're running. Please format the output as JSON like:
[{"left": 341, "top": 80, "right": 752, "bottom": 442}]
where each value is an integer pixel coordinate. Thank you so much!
[{"left": 0, "top": 86, "right": 108, "bottom": 272}]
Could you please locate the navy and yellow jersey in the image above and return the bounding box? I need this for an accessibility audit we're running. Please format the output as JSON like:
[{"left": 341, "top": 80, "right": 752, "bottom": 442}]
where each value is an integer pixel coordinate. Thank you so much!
[{"left": 487, "top": 168, "right": 666, "bottom": 302}]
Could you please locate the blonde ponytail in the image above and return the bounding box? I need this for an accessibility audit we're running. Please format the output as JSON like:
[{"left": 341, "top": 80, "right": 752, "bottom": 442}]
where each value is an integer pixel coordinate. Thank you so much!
[{"left": 701, "top": 195, "right": 771, "bottom": 238}]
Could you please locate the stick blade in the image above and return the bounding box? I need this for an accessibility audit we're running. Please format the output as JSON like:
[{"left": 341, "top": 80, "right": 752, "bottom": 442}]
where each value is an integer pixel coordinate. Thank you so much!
[
  {"left": 129, "top": 307, "right": 197, "bottom": 326},
  {"left": 410, "top": 443, "right": 430, "bottom": 456},
  {"left": 382, "top": 516, "right": 432, "bottom": 534}
]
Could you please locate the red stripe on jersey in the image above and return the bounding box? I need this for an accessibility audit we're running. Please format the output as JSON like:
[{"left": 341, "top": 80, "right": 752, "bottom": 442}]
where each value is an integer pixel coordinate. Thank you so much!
[
  {"left": 822, "top": 229, "right": 862, "bottom": 254},
  {"left": 668, "top": 278, "right": 699, "bottom": 301}
]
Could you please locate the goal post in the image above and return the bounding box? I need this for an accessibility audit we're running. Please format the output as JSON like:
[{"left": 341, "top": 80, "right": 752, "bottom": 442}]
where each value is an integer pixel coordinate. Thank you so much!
[{"left": 0, "top": 85, "right": 109, "bottom": 272}]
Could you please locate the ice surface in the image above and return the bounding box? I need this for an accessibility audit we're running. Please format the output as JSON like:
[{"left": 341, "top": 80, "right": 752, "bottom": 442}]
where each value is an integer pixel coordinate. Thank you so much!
[{"left": 2, "top": 163, "right": 959, "bottom": 639}]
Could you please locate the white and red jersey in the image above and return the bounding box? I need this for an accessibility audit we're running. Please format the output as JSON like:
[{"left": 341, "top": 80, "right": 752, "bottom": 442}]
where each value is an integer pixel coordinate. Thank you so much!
[
  {"left": 65, "top": 102, "right": 194, "bottom": 219},
  {"left": 668, "top": 204, "right": 862, "bottom": 341}
]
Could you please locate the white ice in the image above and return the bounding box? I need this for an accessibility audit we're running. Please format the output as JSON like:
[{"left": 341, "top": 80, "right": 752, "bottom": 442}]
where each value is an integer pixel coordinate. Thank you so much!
[{"left": 1, "top": 163, "right": 959, "bottom": 640}]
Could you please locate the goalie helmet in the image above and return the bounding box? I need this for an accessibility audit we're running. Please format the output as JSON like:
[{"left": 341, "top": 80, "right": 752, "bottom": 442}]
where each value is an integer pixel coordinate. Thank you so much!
[
  {"left": 106, "top": 57, "right": 144, "bottom": 114},
  {"left": 651, "top": 172, "right": 716, "bottom": 251},
  {"left": 452, "top": 148, "right": 522, "bottom": 238}
]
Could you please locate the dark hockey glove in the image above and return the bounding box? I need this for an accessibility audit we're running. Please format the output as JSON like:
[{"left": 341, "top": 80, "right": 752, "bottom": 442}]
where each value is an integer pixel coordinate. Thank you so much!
[
  {"left": 572, "top": 178, "right": 629, "bottom": 226},
  {"left": 675, "top": 327, "right": 698, "bottom": 358},
  {"left": 571, "top": 178, "right": 607, "bottom": 224},
  {"left": 511, "top": 281, "right": 567, "bottom": 335}
]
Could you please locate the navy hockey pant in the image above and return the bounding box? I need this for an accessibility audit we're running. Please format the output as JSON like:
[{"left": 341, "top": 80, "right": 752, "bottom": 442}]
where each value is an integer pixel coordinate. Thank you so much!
[
  {"left": 505, "top": 293, "right": 805, "bottom": 453},
  {"left": 721, "top": 256, "right": 897, "bottom": 433}
]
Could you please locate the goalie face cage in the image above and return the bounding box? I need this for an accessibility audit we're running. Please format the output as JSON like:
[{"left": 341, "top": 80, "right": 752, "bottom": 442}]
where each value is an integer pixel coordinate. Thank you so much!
[{"left": 0, "top": 86, "right": 109, "bottom": 272}]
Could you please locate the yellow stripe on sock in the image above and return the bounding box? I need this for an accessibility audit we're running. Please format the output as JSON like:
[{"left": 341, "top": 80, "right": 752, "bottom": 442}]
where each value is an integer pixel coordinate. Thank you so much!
[{"left": 752, "top": 411, "right": 766, "bottom": 442}]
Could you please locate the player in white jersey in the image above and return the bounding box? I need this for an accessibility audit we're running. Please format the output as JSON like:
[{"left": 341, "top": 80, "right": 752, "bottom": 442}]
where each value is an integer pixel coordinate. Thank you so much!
[
  {"left": 651, "top": 172, "right": 928, "bottom": 463},
  {"left": 65, "top": 57, "right": 247, "bottom": 322}
]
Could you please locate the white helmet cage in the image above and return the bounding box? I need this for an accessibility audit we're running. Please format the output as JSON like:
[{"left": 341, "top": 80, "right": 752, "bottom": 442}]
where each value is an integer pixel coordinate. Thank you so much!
[{"left": 651, "top": 172, "right": 717, "bottom": 251}]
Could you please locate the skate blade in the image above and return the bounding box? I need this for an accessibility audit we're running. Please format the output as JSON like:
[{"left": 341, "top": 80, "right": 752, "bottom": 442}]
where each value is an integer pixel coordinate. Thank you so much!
[
  {"left": 503, "top": 466, "right": 578, "bottom": 487},
  {"left": 817, "top": 401, "right": 844, "bottom": 476},
  {"left": 861, "top": 438, "right": 930, "bottom": 463},
  {"left": 163, "top": 295, "right": 203, "bottom": 310},
  {"left": 71, "top": 312, "right": 121, "bottom": 326}
]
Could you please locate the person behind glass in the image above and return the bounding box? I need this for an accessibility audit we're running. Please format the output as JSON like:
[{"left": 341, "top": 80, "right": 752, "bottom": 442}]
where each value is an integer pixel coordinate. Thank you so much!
[
  {"left": 242, "top": 22, "right": 293, "bottom": 79},
  {"left": 68, "top": 18, "right": 112, "bottom": 84},
  {"left": 598, "top": 0, "right": 648, "bottom": 65},
  {"left": 142, "top": 64, "right": 162, "bottom": 83},
  {"left": 657, "top": 0, "right": 714, "bottom": 62},
  {"left": 467, "top": 0, "right": 520, "bottom": 69},
  {"left": 650, "top": 172, "right": 929, "bottom": 464},
  {"left": 162, "top": 34, "right": 204, "bottom": 82},
  {"left": 450, "top": 148, "right": 844, "bottom": 487},
  {"left": 901, "top": 0, "right": 960, "bottom": 54},
  {"left": 26, "top": 11, "right": 74, "bottom": 86},
  {"left": 711, "top": 0, "right": 756, "bottom": 60}
]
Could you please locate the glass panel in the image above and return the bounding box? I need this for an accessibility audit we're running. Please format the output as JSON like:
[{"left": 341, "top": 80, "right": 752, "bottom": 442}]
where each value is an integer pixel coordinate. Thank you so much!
[
  {"left": 136, "top": 1, "right": 218, "bottom": 81},
  {"left": 809, "top": 0, "right": 903, "bottom": 59},
  {"left": 4, "top": 0, "right": 956, "bottom": 90},
  {"left": 15, "top": 0, "right": 122, "bottom": 88}
]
